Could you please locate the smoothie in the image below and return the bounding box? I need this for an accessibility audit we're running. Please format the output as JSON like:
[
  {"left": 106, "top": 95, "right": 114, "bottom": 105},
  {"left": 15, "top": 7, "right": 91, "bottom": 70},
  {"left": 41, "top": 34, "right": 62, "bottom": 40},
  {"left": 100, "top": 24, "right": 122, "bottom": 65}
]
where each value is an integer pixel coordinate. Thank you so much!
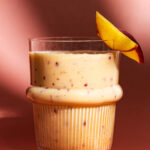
[{"left": 27, "top": 50, "right": 123, "bottom": 150}]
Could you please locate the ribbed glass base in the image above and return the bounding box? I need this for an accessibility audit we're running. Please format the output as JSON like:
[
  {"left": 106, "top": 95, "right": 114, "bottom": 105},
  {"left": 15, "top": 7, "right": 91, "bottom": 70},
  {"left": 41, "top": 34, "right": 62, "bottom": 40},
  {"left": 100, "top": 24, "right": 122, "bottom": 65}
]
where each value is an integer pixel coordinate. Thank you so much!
[{"left": 33, "top": 103, "right": 116, "bottom": 150}]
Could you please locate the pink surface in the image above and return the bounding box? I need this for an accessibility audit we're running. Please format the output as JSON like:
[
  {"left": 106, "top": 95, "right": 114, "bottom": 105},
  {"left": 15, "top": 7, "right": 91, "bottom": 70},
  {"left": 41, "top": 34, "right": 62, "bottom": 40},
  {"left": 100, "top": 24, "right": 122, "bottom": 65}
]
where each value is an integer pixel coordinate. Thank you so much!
[{"left": 0, "top": 0, "right": 150, "bottom": 150}]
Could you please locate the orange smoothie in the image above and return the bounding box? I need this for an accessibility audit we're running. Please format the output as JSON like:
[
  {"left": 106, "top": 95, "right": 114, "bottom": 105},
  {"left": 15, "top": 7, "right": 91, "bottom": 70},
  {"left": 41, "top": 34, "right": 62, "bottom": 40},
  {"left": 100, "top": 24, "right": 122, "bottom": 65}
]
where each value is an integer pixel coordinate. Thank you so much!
[{"left": 27, "top": 50, "right": 123, "bottom": 150}]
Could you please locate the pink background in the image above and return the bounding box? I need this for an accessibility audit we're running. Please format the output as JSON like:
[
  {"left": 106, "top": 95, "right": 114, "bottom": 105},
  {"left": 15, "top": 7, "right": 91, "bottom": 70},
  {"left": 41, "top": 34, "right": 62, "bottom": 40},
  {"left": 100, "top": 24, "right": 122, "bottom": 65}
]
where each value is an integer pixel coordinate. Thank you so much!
[{"left": 0, "top": 0, "right": 150, "bottom": 150}]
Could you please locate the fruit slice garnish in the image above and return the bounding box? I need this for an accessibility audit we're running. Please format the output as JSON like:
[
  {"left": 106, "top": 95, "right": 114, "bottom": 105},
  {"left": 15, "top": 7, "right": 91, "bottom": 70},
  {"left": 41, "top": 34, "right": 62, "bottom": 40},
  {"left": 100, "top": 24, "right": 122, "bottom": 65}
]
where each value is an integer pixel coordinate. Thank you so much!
[{"left": 96, "top": 11, "right": 144, "bottom": 63}]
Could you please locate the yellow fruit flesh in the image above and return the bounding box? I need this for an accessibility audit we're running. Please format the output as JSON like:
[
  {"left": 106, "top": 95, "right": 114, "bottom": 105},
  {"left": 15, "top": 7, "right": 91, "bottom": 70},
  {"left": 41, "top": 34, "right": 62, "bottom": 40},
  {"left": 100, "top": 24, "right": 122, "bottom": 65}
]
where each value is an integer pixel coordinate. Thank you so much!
[{"left": 96, "top": 11, "right": 141, "bottom": 63}]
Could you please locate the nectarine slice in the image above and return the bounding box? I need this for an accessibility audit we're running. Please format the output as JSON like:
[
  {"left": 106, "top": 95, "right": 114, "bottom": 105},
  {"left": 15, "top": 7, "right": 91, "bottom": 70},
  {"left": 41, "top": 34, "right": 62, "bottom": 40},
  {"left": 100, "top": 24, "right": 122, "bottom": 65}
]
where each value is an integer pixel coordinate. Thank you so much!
[{"left": 96, "top": 11, "right": 144, "bottom": 63}]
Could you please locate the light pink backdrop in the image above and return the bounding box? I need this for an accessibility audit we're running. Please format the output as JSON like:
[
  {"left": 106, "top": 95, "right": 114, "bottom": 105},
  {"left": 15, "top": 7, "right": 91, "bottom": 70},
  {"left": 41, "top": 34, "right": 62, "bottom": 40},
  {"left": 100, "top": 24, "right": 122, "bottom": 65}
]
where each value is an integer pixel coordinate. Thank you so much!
[{"left": 0, "top": 0, "right": 150, "bottom": 150}]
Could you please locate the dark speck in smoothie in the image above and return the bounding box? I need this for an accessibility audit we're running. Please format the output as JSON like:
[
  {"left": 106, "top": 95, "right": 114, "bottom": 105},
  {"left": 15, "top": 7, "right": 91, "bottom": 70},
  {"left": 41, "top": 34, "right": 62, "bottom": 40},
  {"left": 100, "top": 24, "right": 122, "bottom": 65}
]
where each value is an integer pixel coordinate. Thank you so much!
[
  {"left": 54, "top": 108, "right": 58, "bottom": 114},
  {"left": 68, "top": 106, "right": 72, "bottom": 109},
  {"left": 114, "top": 95, "right": 117, "bottom": 99},
  {"left": 71, "top": 84, "right": 74, "bottom": 87},
  {"left": 43, "top": 76, "right": 46, "bottom": 80},
  {"left": 52, "top": 83, "right": 55, "bottom": 86},
  {"left": 83, "top": 120, "right": 86, "bottom": 126},
  {"left": 84, "top": 83, "right": 88, "bottom": 87},
  {"left": 47, "top": 60, "right": 50, "bottom": 65},
  {"left": 54, "top": 139, "right": 58, "bottom": 143},
  {"left": 82, "top": 143, "right": 85, "bottom": 148},
  {"left": 56, "top": 77, "right": 59, "bottom": 80},
  {"left": 108, "top": 56, "right": 111, "bottom": 60},
  {"left": 55, "top": 62, "right": 59, "bottom": 66},
  {"left": 65, "top": 122, "right": 69, "bottom": 126}
]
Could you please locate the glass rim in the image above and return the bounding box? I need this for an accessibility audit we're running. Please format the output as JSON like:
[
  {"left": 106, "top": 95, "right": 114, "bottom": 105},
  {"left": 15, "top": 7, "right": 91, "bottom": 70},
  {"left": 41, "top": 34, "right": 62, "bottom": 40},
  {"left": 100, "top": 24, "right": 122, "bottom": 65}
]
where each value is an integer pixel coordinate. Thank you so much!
[
  {"left": 29, "top": 50, "right": 120, "bottom": 54},
  {"left": 29, "top": 36, "right": 121, "bottom": 54},
  {"left": 29, "top": 36, "right": 112, "bottom": 43}
]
